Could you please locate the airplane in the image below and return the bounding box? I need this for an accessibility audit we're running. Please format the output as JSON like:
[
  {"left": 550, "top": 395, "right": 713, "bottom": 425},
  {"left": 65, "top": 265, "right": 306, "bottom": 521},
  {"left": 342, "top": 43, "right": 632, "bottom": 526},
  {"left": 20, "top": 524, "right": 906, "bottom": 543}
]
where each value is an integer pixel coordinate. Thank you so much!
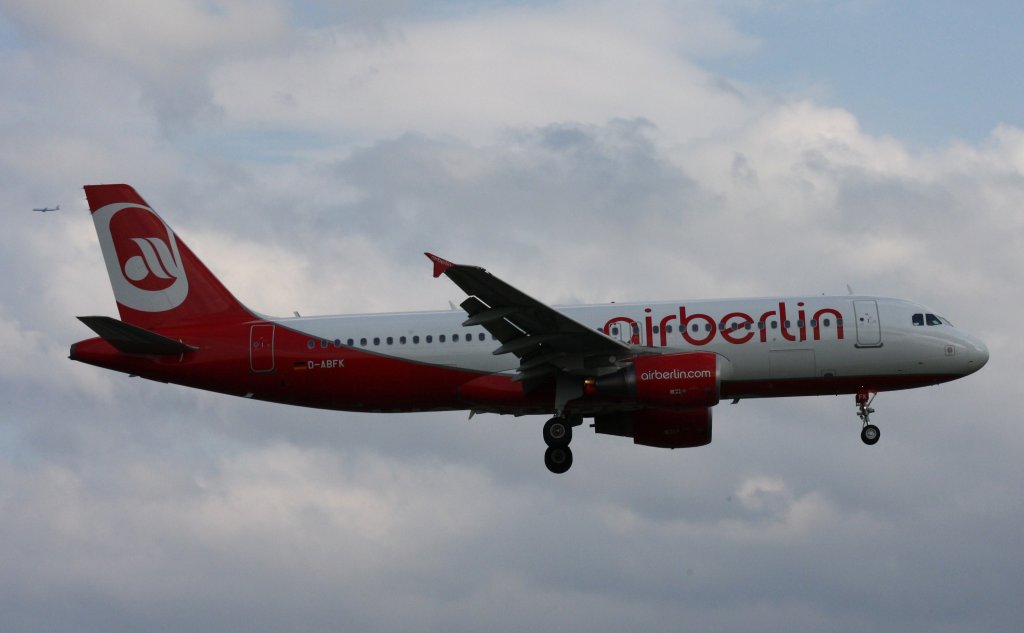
[
  {"left": 70, "top": 184, "right": 989, "bottom": 473},
  {"left": 33, "top": 205, "right": 59, "bottom": 213}
]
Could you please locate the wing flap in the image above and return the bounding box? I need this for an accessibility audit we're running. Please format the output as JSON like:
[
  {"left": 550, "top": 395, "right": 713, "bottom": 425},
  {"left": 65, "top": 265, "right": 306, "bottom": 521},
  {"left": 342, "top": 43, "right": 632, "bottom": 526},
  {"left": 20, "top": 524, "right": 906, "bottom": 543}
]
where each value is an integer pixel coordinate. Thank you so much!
[
  {"left": 492, "top": 333, "right": 560, "bottom": 356},
  {"left": 461, "top": 306, "right": 522, "bottom": 327}
]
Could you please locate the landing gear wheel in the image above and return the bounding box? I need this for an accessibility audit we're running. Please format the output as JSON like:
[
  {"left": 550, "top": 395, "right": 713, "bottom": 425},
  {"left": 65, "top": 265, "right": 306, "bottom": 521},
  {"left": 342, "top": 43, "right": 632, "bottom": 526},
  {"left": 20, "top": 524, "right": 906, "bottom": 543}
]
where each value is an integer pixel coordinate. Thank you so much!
[
  {"left": 544, "top": 446, "right": 573, "bottom": 474},
  {"left": 861, "top": 424, "right": 880, "bottom": 446},
  {"left": 542, "top": 417, "right": 572, "bottom": 448},
  {"left": 856, "top": 390, "right": 880, "bottom": 446}
]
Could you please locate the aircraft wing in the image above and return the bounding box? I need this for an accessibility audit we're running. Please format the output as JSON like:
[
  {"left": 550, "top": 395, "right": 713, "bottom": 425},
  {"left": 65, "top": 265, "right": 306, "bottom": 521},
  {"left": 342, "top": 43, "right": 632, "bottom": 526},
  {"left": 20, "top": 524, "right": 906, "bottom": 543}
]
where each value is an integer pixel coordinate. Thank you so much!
[{"left": 426, "top": 253, "right": 632, "bottom": 389}]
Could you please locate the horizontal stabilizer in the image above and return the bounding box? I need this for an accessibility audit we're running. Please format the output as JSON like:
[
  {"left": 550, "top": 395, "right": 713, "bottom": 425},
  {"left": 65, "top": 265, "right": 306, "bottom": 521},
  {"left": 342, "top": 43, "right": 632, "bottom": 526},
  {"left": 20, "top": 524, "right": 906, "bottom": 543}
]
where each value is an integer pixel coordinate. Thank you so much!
[{"left": 77, "top": 316, "right": 198, "bottom": 355}]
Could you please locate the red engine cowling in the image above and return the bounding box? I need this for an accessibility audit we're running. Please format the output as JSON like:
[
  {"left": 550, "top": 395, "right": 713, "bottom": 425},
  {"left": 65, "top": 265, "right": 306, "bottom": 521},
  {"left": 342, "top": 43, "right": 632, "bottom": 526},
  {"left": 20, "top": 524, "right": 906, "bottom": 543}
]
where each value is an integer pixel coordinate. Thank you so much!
[
  {"left": 594, "top": 408, "right": 712, "bottom": 449},
  {"left": 593, "top": 352, "right": 720, "bottom": 408}
]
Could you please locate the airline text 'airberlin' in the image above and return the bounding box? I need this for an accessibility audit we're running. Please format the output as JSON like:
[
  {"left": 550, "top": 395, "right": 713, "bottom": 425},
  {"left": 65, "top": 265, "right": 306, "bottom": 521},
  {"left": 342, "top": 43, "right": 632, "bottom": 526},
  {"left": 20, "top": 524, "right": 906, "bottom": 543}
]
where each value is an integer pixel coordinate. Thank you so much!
[{"left": 603, "top": 302, "right": 844, "bottom": 347}]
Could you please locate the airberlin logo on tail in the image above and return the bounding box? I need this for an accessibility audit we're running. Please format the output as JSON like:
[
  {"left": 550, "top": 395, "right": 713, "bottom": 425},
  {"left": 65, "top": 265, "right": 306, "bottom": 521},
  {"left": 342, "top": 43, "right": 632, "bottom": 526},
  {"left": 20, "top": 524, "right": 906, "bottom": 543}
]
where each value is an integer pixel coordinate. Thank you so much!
[
  {"left": 93, "top": 202, "right": 189, "bottom": 312},
  {"left": 123, "top": 237, "right": 182, "bottom": 285}
]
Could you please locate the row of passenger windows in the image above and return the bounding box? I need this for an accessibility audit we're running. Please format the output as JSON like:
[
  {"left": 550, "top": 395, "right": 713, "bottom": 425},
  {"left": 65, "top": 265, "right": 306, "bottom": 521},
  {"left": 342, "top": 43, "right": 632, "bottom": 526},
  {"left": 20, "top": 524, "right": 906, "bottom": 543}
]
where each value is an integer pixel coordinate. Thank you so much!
[
  {"left": 609, "top": 318, "right": 839, "bottom": 336},
  {"left": 912, "top": 313, "right": 951, "bottom": 326},
  {"left": 309, "top": 315, "right": 847, "bottom": 350},
  {"left": 308, "top": 331, "right": 495, "bottom": 349}
]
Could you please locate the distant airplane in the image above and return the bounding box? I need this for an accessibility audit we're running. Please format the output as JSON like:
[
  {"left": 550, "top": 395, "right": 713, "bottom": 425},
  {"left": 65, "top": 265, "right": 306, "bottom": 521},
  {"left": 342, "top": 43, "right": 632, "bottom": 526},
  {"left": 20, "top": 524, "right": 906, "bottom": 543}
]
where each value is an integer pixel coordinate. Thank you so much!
[
  {"left": 71, "top": 184, "right": 989, "bottom": 474},
  {"left": 33, "top": 205, "right": 59, "bottom": 213}
]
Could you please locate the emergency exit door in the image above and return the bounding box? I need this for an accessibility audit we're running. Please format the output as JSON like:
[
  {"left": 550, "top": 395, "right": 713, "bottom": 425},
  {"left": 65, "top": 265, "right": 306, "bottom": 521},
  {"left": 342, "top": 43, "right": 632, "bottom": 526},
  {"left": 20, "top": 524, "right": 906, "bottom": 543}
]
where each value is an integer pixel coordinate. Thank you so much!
[{"left": 250, "top": 323, "right": 276, "bottom": 373}]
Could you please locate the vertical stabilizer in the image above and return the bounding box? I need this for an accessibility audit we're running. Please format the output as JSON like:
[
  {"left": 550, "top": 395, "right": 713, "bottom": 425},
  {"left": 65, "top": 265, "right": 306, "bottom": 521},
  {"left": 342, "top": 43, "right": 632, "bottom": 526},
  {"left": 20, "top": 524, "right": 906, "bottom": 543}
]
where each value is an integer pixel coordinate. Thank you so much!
[{"left": 84, "top": 184, "right": 253, "bottom": 329}]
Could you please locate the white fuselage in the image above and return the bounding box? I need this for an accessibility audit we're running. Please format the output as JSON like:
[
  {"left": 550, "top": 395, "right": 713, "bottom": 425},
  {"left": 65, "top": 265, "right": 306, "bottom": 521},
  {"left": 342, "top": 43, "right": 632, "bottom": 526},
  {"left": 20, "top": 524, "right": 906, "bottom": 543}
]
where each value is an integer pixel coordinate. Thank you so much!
[{"left": 272, "top": 295, "right": 989, "bottom": 392}]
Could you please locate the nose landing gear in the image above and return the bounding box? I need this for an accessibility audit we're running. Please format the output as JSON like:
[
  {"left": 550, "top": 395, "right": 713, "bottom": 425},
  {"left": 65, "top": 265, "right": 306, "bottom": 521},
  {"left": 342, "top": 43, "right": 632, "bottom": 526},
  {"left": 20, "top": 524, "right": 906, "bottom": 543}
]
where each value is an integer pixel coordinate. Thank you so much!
[
  {"left": 857, "top": 390, "right": 880, "bottom": 446},
  {"left": 543, "top": 416, "right": 578, "bottom": 474}
]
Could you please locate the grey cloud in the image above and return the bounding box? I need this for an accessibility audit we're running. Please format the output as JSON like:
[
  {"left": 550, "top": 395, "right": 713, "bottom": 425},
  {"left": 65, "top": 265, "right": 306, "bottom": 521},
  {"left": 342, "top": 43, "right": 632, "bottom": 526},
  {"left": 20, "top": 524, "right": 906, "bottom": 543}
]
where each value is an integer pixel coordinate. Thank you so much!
[
  {"left": 1, "top": 0, "right": 291, "bottom": 135},
  {"left": 319, "top": 119, "right": 706, "bottom": 301}
]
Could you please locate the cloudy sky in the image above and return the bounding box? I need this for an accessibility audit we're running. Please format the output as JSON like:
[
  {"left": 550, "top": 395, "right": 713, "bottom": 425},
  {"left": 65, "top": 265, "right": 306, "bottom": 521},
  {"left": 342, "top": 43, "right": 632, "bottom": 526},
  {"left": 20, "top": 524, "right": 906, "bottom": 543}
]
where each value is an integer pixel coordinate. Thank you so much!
[{"left": 2, "top": 1, "right": 1022, "bottom": 631}]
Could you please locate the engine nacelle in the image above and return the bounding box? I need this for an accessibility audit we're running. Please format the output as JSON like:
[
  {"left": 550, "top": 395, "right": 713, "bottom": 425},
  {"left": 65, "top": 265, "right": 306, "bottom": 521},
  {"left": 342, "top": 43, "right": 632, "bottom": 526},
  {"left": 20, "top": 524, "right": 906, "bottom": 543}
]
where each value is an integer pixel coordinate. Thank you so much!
[
  {"left": 593, "top": 352, "right": 720, "bottom": 408},
  {"left": 594, "top": 408, "right": 712, "bottom": 449}
]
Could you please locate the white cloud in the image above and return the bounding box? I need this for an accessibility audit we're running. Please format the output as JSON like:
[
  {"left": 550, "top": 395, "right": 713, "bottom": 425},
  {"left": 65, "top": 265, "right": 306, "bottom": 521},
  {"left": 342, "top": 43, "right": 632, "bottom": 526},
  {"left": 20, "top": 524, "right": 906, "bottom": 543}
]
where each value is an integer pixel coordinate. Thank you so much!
[
  {"left": 2, "top": 0, "right": 290, "bottom": 133},
  {"left": 211, "top": 2, "right": 758, "bottom": 142},
  {"left": 3, "top": 0, "right": 289, "bottom": 73}
]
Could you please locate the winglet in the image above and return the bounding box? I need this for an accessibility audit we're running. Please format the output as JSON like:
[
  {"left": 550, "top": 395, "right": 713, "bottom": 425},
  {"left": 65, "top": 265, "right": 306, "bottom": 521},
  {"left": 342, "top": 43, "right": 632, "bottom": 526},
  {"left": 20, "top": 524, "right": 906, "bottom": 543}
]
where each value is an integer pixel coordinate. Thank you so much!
[{"left": 425, "top": 252, "right": 456, "bottom": 278}]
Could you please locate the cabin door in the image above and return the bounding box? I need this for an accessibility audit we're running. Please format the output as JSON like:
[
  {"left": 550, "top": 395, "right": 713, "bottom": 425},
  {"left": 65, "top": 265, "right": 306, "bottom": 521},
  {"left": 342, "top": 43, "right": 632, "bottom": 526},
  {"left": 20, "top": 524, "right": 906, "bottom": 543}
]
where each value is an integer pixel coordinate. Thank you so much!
[
  {"left": 250, "top": 323, "right": 276, "bottom": 373},
  {"left": 853, "top": 300, "right": 882, "bottom": 347}
]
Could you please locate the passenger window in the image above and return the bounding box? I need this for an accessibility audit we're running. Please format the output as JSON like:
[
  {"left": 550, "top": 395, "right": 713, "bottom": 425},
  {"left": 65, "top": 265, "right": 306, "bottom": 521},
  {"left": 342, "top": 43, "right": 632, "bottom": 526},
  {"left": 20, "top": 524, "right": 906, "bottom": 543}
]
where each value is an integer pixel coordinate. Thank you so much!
[
  {"left": 439, "top": 335, "right": 446, "bottom": 343},
  {"left": 453, "top": 334, "right": 460, "bottom": 342},
  {"left": 321, "top": 339, "right": 329, "bottom": 348},
  {"left": 400, "top": 336, "right": 407, "bottom": 344},
  {"left": 823, "top": 319, "right": 830, "bottom": 327},
  {"left": 307, "top": 339, "right": 316, "bottom": 350},
  {"left": 912, "top": 313, "right": 924, "bottom": 326},
  {"left": 373, "top": 337, "right": 380, "bottom": 346},
  {"left": 333, "top": 339, "right": 341, "bottom": 347},
  {"left": 426, "top": 335, "right": 433, "bottom": 343},
  {"left": 359, "top": 338, "right": 367, "bottom": 346},
  {"left": 771, "top": 321, "right": 778, "bottom": 329},
  {"left": 346, "top": 338, "right": 354, "bottom": 346},
  {"left": 412, "top": 336, "right": 419, "bottom": 344},
  {"left": 386, "top": 337, "right": 393, "bottom": 345},
  {"left": 479, "top": 333, "right": 486, "bottom": 341}
]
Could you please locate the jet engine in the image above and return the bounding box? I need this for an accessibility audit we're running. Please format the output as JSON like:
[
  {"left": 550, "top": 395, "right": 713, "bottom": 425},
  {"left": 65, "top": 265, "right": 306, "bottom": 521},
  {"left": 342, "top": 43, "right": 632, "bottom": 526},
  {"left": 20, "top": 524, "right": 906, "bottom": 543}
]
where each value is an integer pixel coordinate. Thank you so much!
[
  {"left": 592, "top": 352, "right": 720, "bottom": 408},
  {"left": 594, "top": 407, "right": 712, "bottom": 449}
]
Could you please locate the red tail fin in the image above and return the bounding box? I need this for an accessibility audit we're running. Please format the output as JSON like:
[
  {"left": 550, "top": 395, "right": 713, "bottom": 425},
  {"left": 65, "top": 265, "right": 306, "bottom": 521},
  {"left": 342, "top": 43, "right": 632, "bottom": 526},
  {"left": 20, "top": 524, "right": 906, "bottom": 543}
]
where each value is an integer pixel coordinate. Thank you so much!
[{"left": 84, "top": 184, "right": 253, "bottom": 329}]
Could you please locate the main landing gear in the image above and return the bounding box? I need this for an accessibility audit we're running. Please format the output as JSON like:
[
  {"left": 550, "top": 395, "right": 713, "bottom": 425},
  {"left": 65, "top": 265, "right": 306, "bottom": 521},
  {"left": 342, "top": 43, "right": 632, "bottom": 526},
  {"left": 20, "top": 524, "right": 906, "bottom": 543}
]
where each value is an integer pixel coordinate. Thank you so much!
[
  {"left": 543, "top": 416, "right": 577, "bottom": 474},
  {"left": 857, "top": 390, "right": 880, "bottom": 446}
]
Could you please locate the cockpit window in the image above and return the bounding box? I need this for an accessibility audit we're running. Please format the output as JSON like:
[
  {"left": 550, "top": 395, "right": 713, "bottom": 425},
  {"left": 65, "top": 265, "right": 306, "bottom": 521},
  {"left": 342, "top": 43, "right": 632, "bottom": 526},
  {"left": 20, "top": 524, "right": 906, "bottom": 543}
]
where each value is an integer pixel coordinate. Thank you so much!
[{"left": 913, "top": 312, "right": 952, "bottom": 326}]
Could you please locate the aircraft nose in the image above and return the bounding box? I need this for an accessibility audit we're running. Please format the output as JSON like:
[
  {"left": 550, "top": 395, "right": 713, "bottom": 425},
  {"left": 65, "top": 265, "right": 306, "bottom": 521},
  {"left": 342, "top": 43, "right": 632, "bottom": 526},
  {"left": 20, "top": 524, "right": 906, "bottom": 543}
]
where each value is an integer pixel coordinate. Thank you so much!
[{"left": 965, "top": 337, "right": 989, "bottom": 374}]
